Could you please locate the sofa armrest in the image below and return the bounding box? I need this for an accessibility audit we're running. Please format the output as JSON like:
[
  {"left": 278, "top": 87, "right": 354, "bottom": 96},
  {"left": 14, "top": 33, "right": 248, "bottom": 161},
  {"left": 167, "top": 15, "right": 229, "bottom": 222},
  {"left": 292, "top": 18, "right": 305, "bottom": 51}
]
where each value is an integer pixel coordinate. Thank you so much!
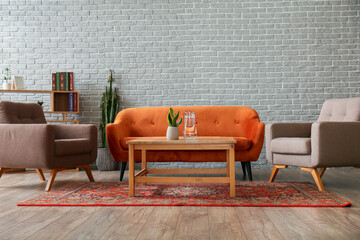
[
  {"left": 0, "top": 124, "right": 55, "bottom": 168},
  {"left": 265, "top": 122, "right": 312, "bottom": 163},
  {"left": 311, "top": 122, "right": 360, "bottom": 167},
  {"left": 106, "top": 122, "right": 131, "bottom": 162}
]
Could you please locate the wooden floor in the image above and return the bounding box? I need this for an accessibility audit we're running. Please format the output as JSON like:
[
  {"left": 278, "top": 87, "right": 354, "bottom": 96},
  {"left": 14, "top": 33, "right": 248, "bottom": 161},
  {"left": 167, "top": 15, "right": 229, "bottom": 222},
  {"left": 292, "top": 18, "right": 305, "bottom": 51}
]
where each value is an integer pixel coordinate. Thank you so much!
[{"left": 0, "top": 168, "right": 359, "bottom": 240}]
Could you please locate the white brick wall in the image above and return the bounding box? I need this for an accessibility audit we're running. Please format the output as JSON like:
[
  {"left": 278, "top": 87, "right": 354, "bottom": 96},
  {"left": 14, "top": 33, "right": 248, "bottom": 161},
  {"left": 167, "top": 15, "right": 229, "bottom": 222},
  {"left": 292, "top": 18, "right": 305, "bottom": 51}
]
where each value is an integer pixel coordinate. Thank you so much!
[{"left": 1, "top": 0, "right": 359, "bottom": 168}]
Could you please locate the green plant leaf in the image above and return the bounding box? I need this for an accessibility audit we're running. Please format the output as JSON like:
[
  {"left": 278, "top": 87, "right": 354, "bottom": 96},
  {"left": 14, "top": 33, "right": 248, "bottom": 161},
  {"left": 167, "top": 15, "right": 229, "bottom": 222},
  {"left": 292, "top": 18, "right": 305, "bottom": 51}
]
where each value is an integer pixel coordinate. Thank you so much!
[
  {"left": 167, "top": 112, "right": 173, "bottom": 126},
  {"left": 176, "top": 117, "right": 183, "bottom": 126},
  {"left": 169, "top": 108, "right": 175, "bottom": 118},
  {"left": 173, "top": 111, "right": 179, "bottom": 122}
]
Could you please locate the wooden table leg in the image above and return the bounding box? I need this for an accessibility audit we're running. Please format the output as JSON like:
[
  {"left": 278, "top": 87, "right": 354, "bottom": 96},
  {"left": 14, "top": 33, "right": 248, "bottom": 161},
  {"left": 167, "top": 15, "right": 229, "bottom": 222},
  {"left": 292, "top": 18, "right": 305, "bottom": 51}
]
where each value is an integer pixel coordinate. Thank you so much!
[
  {"left": 142, "top": 149, "right": 147, "bottom": 186},
  {"left": 129, "top": 144, "right": 135, "bottom": 197},
  {"left": 229, "top": 146, "right": 236, "bottom": 198},
  {"left": 226, "top": 148, "right": 230, "bottom": 177}
]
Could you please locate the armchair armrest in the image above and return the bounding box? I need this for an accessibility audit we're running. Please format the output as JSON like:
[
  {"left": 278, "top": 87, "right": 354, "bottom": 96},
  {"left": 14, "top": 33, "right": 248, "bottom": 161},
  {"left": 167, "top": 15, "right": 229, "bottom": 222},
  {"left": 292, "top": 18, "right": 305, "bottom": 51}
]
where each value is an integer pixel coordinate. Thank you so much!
[
  {"left": 53, "top": 124, "right": 98, "bottom": 162},
  {"left": 266, "top": 122, "right": 313, "bottom": 163},
  {"left": 0, "top": 124, "right": 55, "bottom": 168},
  {"left": 53, "top": 124, "right": 97, "bottom": 140},
  {"left": 311, "top": 122, "right": 360, "bottom": 167}
]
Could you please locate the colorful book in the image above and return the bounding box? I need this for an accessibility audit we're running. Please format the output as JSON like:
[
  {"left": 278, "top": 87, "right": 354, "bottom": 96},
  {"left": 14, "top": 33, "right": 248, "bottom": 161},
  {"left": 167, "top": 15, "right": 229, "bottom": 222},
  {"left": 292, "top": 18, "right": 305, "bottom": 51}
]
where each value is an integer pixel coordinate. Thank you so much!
[
  {"left": 60, "top": 72, "right": 64, "bottom": 91},
  {"left": 55, "top": 72, "right": 60, "bottom": 91},
  {"left": 68, "top": 93, "right": 74, "bottom": 112},
  {"left": 64, "top": 72, "right": 70, "bottom": 91},
  {"left": 73, "top": 93, "right": 77, "bottom": 112},
  {"left": 69, "top": 72, "right": 74, "bottom": 91},
  {"left": 52, "top": 73, "right": 56, "bottom": 91}
]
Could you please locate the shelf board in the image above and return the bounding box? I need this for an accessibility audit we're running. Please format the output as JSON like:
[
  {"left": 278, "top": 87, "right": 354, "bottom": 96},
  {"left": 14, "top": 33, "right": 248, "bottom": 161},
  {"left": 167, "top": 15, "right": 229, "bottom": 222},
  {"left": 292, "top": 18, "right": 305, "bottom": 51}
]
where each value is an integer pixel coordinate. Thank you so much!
[
  {"left": 0, "top": 89, "right": 78, "bottom": 93},
  {"left": 44, "top": 111, "right": 79, "bottom": 114}
]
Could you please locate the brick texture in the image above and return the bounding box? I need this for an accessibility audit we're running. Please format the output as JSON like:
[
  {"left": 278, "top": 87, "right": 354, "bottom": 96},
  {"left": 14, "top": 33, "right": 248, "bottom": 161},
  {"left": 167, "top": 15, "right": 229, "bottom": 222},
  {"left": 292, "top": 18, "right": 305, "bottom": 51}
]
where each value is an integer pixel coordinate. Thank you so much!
[{"left": 1, "top": 0, "right": 359, "bottom": 168}]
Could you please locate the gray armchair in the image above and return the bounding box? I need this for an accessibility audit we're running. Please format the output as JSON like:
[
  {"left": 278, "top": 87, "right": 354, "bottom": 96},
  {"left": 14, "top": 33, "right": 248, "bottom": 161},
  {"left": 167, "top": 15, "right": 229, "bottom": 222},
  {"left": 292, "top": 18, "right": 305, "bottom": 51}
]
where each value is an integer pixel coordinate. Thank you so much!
[
  {"left": 266, "top": 97, "right": 360, "bottom": 191},
  {"left": 0, "top": 101, "right": 97, "bottom": 191}
]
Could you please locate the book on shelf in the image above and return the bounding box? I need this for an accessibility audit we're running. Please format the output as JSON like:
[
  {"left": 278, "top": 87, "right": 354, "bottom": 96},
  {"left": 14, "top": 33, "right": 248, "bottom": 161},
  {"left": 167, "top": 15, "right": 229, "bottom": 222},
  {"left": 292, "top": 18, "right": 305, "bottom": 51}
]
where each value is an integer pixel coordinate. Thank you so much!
[
  {"left": 73, "top": 92, "right": 77, "bottom": 112},
  {"left": 52, "top": 72, "right": 74, "bottom": 91},
  {"left": 68, "top": 93, "right": 74, "bottom": 112},
  {"left": 60, "top": 72, "right": 64, "bottom": 91},
  {"left": 55, "top": 72, "right": 60, "bottom": 91},
  {"left": 64, "top": 72, "right": 69, "bottom": 91},
  {"left": 69, "top": 72, "right": 74, "bottom": 91},
  {"left": 52, "top": 73, "right": 56, "bottom": 91}
]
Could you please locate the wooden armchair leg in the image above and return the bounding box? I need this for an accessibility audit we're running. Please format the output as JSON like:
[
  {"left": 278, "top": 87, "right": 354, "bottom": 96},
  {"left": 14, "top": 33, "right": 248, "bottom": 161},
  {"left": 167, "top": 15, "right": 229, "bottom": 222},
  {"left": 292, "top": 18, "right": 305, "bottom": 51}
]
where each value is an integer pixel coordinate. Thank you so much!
[
  {"left": 79, "top": 164, "right": 95, "bottom": 182},
  {"left": 36, "top": 169, "right": 46, "bottom": 181},
  {"left": 318, "top": 168, "right": 326, "bottom": 178},
  {"left": 45, "top": 168, "right": 65, "bottom": 191},
  {"left": 0, "top": 168, "right": 10, "bottom": 178},
  {"left": 269, "top": 165, "right": 288, "bottom": 182},
  {"left": 301, "top": 167, "right": 325, "bottom": 191}
]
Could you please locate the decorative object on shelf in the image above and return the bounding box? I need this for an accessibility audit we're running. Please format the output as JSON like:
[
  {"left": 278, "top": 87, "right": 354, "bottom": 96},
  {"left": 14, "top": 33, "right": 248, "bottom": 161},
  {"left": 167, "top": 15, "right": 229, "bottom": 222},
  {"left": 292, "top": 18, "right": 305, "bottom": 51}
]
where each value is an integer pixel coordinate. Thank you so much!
[
  {"left": 37, "top": 101, "right": 44, "bottom": 110},
  {"left": 2, "top": 67, "right": 12, "bottom": 90},
  {"left": 183, "top": 111, "right": 197, "bottom": 140},
  {"left": 166, "top": 107, "right": 182, "bottom": 140},
  {"left": 97, "top": 69, "right": 120, "bottom": 171},
  {"left": 52, "top": 72, "right": 74, "bottom": 91},
  {"left": 12, "top": 76, "right": 25, "bottom": 90}
]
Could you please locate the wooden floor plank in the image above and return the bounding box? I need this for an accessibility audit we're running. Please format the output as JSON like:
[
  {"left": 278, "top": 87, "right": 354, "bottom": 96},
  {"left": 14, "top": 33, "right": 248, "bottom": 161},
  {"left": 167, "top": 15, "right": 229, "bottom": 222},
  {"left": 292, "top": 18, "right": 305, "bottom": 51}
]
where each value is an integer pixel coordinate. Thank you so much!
[
  {"left": 136, "top": 206, "right": 181, "bottom": 240},
  {"left": 208, "top": 207, "right": 247, "bottom": 240},
  {"left": 27, "top": 207, "right": 101, "bottom": 240},
  {"left": 173, "top": 207, "right": 210, "bottom": 240},
  {"left": 235, "top": 207, "right": 285, "bottom": 240},
  {"left": 62, "top": 207, "right": 127, "bottom": 240},
  {"left": 99, "top": 206, "right": 154, "bottom": 240}
]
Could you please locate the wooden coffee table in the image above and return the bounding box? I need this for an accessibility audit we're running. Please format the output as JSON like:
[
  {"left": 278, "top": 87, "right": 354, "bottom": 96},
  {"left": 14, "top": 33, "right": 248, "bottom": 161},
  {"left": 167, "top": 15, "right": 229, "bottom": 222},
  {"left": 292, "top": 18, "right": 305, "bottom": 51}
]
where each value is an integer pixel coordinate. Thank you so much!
[{"left": 126, "top": 137, "right": 237, "bottom": 197}]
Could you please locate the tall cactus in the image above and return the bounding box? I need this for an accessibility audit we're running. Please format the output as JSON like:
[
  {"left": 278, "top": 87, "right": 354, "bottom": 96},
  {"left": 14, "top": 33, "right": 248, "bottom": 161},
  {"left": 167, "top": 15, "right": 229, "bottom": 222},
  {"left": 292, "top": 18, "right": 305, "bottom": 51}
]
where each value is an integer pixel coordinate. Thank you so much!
[{"left": 100, "top": 69, "right": 120, "bottom": 148}]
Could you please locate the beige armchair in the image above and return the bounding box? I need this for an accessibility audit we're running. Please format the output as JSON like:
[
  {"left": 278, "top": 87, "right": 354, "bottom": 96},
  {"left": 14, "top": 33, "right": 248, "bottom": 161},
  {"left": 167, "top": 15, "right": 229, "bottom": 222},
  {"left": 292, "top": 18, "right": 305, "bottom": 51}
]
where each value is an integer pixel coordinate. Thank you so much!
[
  {"left": 266, "top": 97, "right": 360, "bottom": 191},
  {"left": 0, "top": 101, "right": 97, "bottom": 191}
]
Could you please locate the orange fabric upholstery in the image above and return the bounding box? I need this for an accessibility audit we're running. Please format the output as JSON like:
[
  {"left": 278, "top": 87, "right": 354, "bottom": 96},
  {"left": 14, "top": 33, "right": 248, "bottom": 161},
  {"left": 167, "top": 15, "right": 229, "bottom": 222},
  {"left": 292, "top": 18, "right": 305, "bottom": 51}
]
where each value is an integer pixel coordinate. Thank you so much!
[{"left": 106, "top": 106, "right": 264, "bottom": 163}]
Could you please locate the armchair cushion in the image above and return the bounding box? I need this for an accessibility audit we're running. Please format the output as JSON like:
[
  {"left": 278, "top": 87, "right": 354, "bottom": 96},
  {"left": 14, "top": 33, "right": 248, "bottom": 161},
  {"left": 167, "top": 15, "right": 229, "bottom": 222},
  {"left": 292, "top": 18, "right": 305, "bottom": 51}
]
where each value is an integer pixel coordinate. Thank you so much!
[
  {"left": 0, "top": 101, "right": 46, "bottom": 124},
  {"left": 55, "top": 138, "right": 92, "bottom": 156},
  {"left": 271, "top": 137, "right": 311, "bottom": 155}
]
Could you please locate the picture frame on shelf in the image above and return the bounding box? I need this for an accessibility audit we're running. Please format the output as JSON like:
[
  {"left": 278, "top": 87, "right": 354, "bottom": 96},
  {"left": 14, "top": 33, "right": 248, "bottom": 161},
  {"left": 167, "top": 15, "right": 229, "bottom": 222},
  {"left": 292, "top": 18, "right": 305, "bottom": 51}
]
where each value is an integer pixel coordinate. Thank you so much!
[{"left": 12, "top": 76, "right": 25, "bottom": 90}]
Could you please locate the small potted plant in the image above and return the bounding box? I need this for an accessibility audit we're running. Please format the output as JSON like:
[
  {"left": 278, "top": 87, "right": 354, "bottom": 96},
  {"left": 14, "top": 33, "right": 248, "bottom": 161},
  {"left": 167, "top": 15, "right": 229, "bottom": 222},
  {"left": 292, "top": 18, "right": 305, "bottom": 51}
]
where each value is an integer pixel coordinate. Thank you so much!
[
  {"left": 166, "top": 107, "right": 182, "bottom": 140},
  {"left": 37, "top": 101, "right": 44, "bottom": 110},
  {"left": 2, "top": 67, "right": 12, "bottom": 90}
]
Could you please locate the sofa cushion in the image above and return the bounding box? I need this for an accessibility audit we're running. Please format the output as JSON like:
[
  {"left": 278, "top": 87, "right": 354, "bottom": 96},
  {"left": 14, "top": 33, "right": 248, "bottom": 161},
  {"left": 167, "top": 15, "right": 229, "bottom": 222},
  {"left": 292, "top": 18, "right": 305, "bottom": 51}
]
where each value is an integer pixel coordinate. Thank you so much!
[
  {"left": 55, "top": 138, "right": 92, "bottom": 156},
  {"left": 120, "top": 136, "right": 251, "bottom": 151},
  {"left": 271, "top": 137, "right": 311, "bottom": 155}
]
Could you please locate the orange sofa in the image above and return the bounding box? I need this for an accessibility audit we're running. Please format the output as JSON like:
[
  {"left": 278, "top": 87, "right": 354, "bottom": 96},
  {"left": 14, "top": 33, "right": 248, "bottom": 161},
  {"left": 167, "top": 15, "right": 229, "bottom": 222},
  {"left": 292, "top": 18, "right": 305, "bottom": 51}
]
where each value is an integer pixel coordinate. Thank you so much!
[{"left": 106, "top": 106, "right": 264, "bottom": 181}]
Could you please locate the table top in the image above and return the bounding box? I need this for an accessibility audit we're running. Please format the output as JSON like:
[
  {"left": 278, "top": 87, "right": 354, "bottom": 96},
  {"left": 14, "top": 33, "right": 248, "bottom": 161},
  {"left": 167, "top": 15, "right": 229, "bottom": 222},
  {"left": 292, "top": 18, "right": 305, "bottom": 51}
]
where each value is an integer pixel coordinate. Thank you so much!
[{"left": 126, "top": 137, "right": 236, "bottom": 145}]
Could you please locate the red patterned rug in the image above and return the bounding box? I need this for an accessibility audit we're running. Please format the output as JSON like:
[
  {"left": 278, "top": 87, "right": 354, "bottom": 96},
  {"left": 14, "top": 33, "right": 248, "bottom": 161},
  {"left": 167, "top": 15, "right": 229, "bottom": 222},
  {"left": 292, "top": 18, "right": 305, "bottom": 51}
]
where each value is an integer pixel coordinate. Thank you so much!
[{"left": 18, "top": 182, "right": 351, "bottom": 207}]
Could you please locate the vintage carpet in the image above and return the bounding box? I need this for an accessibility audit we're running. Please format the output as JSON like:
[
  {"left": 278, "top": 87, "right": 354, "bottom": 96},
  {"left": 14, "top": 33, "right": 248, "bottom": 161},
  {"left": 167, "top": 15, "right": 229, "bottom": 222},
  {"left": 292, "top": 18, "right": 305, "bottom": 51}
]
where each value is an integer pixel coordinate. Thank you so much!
[{"left": 18, "top": 182, "right": 351, "bottom": 207}]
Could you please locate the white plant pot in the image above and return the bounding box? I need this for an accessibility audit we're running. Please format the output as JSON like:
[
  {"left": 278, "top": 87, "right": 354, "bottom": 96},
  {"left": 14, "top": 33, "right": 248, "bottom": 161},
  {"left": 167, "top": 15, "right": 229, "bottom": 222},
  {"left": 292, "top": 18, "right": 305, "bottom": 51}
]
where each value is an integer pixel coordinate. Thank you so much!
[
  {"left": 166, "top": 126, "right": 179, "bottom": 140},
  {"left": 2, "top": 82, "right": 11, "bottom": 90}
]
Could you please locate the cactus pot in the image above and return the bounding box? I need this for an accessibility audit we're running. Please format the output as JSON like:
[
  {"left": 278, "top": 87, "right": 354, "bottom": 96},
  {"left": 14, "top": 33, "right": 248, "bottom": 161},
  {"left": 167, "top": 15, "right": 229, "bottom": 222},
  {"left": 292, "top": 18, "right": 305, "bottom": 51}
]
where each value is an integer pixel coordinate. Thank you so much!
[
  {"left": 166, "top": 126, "right": 179, "bottom": 140},
  {"left": 96, "top": 148, "right": 119, "bottom": 171}
]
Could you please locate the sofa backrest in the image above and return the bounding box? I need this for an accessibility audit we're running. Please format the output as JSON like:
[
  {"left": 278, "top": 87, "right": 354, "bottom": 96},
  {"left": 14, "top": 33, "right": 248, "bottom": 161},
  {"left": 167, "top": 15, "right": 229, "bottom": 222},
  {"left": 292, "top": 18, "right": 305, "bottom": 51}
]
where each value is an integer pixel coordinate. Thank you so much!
[
  {"left": 317, "top": 97, "right": 360, "bottom": 122},
  {"left": 114, "top": 106, "right": 260, "bottom": 137},
  {"left": 0, "top": 101, "right": 47, "bottom": 124}
]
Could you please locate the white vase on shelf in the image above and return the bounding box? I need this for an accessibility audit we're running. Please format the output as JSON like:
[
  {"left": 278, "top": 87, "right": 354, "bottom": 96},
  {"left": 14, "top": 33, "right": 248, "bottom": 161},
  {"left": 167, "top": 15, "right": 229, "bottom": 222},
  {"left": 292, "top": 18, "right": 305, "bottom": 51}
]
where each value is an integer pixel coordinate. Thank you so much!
[{"left": 2, "top": 82, "right": 11, "bottom": 90}]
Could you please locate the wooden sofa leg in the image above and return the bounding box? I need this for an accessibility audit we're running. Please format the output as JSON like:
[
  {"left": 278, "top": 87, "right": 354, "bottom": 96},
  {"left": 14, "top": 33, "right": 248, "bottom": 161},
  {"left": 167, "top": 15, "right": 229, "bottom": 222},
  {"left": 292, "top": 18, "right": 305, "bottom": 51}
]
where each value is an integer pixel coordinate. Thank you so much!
[
  {"left": 301, "top": 167, "right": 325, "bottom": 191},
  {"left": 36, "top": 169, "right": 46, "bottom": 181},
  {"left": 120, "top": 162, "right": 127, "bottom": 181},
  {"left": 46, "top": 169, "right": 60, "bottom": 191},
  {"left": 0, "top": 168, "right": 10, "bottom": 178},
  {"left": 269, "top": 165, "right": 288, "bottom": 182},
  {"left": 79, "top": 165, "right": 95, "bottom": 182}
]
